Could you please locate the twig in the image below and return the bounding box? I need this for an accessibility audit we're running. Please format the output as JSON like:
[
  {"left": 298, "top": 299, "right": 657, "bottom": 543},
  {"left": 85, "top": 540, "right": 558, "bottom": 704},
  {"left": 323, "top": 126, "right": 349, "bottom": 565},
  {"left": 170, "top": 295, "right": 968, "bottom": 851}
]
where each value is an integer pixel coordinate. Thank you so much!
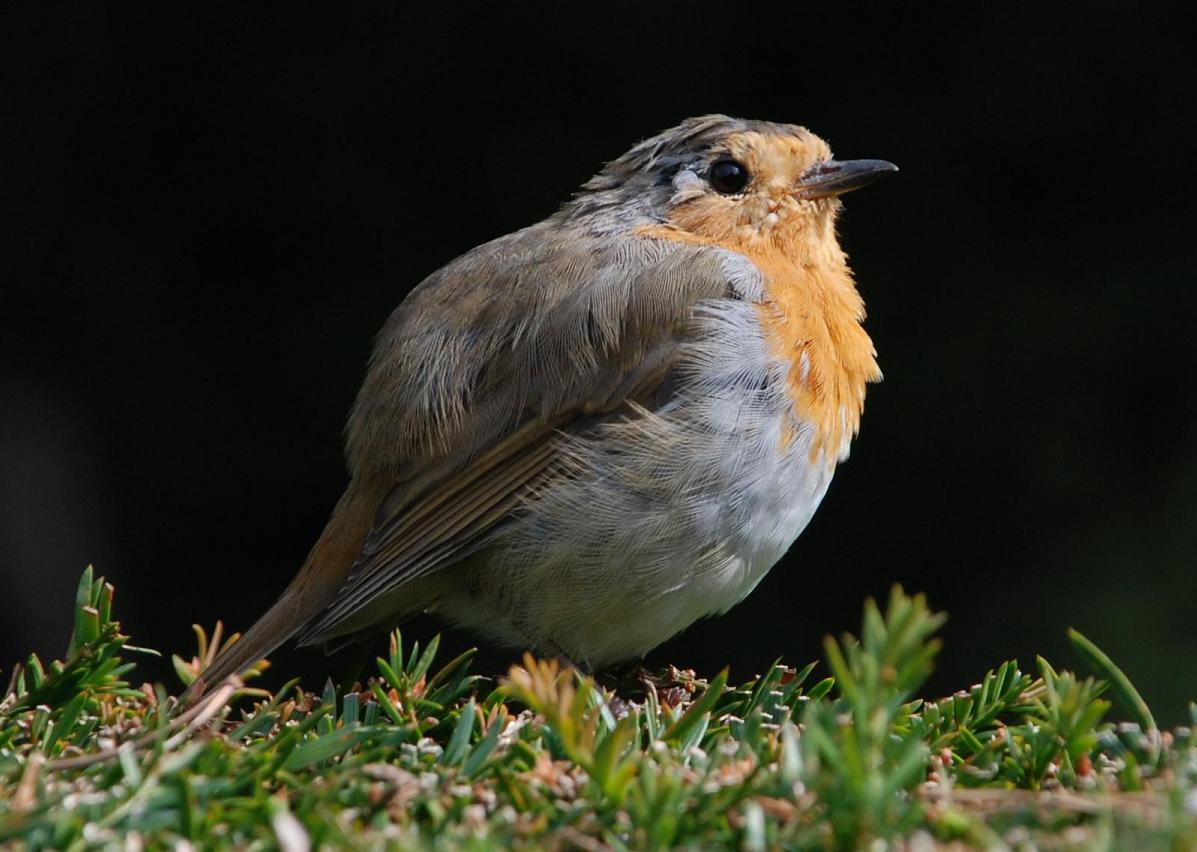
[
  {"left": 937, "top": 787, "right": 1168, "bottom": 820},
  {"left": 45, "top": 677, "right": 241, "bottom": 771}
]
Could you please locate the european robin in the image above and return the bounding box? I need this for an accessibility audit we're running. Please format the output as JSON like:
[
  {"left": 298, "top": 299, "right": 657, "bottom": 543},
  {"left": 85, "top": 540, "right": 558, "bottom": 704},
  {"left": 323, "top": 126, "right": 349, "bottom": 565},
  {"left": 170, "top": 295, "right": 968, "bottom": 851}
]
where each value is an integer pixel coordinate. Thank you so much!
[{"left": 186, "top": 115, "right": 896, "bottom": 699}]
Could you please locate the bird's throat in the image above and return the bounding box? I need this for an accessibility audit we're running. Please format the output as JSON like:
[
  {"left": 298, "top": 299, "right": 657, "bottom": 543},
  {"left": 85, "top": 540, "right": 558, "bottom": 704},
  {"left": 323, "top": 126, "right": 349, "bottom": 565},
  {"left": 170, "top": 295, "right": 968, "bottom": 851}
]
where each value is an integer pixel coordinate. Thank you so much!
[{"left": 636, "top": 222, "right": 881, "bottom": 461}]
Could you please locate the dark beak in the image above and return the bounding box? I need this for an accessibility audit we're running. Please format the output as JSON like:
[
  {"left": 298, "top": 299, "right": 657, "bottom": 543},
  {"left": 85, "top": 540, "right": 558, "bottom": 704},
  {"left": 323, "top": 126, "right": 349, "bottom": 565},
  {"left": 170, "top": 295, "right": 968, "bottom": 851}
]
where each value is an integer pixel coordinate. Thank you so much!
[{"left": 795, "top": 159, "right": 898, "bottom": 199}]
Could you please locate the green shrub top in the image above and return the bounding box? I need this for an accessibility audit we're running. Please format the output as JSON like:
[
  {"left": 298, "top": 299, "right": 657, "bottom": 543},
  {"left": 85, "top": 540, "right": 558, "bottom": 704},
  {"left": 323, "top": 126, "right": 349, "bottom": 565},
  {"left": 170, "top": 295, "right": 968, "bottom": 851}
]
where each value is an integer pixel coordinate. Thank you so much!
[{"left": 1, "top": 568, "right": 1195, "bottom": 849}]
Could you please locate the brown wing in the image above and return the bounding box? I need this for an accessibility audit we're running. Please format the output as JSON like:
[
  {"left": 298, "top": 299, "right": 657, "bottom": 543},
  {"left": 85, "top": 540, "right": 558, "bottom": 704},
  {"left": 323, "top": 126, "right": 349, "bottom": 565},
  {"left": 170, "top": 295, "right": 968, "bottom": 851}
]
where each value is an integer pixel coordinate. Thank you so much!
[{"left": 297, "top": 219, "right": 739, "bottom": 644}]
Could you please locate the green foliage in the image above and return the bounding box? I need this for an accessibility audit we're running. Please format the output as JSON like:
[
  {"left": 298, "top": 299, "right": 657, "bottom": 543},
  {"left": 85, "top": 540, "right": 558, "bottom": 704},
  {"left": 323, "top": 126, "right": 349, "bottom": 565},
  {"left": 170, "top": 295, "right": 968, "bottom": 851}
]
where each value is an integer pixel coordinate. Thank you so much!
[
  {"left": 0, "top": 569, "right": 1195, "bottom": 849},
  {"left": 800, "top": 588, "right": 944, "bottom": 846},
  {"left": 905, "top": 658, "right": 1034, "bottom": 754},
  {"left": 1001, "top": 657, "right": 1112, "bottom": 788},
  {"left": 1069, "top": 627, "right": 1158, "bottom": 735},
  {"left": 5, "top": 568, "right": 142, "bottom": 714}
]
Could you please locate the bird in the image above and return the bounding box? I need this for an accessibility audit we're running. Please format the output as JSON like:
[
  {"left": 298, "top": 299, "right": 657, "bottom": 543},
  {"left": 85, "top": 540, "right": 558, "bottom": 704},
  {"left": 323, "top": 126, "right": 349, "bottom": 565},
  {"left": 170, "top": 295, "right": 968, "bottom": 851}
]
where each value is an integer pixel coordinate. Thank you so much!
[{"left": 183, "top": 115, "right": 896, "bottom": 701}]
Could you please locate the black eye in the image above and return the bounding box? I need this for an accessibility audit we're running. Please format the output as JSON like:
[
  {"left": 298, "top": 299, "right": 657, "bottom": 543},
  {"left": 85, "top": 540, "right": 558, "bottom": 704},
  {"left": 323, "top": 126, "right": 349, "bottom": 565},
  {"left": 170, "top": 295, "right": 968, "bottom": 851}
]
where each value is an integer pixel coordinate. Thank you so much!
[{"left": 709, "top": 158, "right": 749, "bottom": 194}]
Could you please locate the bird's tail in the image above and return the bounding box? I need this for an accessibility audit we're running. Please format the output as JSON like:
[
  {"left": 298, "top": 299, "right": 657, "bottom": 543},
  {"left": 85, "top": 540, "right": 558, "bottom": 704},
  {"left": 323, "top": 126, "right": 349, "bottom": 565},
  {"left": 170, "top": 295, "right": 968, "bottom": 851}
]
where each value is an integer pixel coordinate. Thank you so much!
[{"left": 179, "top": 478, "right": 381, "bottom": 706}]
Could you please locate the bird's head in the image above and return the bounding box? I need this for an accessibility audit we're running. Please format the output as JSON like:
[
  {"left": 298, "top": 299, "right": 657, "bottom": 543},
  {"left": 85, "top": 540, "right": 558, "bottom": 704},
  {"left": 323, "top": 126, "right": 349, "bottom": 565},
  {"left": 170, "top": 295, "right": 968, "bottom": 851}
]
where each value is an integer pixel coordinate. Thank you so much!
[{"left": 573, "top": 115, "right": 896, "bottom": 259}]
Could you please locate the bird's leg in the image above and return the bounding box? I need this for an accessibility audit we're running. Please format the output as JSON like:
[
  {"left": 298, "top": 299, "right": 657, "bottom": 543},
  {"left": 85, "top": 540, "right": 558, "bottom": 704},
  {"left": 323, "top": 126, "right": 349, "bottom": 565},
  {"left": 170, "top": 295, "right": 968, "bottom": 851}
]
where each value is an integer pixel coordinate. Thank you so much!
[
  {"left": 597, "top": 659, "right": 661, "bottom": 700},
  {"left": 542, "top": 643, "right": 589, "bottom": 676},
  {"left": 609, "top": 662, "right": 700, "bottom": 710},
  {"left": 559, "top": 654, "right": 591, "bottom": 674},
  {"left": 540, "top": 646, "right": 588, "bottom": 675},
  {"left": 523, "top": 631, "right": 589, "bottom": 675}
]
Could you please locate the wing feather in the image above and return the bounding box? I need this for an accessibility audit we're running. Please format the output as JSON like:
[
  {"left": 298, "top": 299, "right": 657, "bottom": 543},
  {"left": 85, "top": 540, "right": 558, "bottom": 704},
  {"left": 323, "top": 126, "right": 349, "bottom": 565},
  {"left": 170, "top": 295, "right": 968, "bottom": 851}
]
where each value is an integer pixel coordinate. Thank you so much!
[{"left": 297, "top": 220, "right": 748, "bottom": 644}]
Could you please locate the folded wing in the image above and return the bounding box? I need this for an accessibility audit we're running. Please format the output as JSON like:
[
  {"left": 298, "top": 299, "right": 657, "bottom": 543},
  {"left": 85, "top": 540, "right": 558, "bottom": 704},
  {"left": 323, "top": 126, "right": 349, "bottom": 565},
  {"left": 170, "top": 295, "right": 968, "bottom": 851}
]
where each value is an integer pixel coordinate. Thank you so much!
[{"left": 298, "top": 221, "right": 749, "bottom": 645}]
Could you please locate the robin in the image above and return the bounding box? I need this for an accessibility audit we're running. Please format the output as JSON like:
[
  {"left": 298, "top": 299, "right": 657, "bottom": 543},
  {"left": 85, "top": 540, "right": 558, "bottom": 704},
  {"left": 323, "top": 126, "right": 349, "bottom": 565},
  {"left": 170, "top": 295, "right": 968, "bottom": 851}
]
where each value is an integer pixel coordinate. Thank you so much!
[{"left": 185, "top": 115, "right": 896, "bottom": 699}]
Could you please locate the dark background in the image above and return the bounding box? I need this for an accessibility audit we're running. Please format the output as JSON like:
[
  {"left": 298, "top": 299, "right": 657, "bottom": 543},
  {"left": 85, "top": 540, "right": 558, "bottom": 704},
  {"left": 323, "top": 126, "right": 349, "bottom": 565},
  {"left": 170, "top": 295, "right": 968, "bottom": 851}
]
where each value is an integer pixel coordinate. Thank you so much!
[{"left": 3, "top": 3, "right": 1195, "bottom": 721}]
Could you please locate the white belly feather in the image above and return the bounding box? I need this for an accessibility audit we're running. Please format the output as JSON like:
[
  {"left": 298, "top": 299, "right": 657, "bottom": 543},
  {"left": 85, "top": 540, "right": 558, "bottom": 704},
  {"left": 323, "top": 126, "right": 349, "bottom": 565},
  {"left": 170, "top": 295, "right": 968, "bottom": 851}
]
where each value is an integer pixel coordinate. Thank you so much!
[{"left": 439, "top": 276, "right": 847, "bottom": 668}]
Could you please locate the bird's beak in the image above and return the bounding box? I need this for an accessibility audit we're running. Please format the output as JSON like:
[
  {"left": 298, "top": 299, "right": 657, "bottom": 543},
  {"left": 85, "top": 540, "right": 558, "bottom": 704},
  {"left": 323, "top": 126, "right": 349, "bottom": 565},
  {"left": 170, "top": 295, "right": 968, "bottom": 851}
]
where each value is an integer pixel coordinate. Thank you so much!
[{"left": 794, "top": 159, "right": 898, "bottom": 200}]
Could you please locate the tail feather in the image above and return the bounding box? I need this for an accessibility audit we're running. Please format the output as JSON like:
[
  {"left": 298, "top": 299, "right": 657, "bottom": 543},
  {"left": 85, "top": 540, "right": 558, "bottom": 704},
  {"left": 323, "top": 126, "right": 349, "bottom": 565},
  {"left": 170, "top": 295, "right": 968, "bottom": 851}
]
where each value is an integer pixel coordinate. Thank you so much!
[{"left": 179, "top": 478, "right": 381, "bottom": 705}]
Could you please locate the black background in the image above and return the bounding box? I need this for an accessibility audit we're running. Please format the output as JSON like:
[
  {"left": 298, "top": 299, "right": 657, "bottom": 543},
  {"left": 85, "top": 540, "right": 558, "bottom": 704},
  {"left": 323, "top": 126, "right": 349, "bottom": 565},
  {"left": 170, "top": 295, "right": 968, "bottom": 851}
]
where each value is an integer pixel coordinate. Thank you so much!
[{"left": 4, "top": 3, "right": 1196, "bottom": 721}]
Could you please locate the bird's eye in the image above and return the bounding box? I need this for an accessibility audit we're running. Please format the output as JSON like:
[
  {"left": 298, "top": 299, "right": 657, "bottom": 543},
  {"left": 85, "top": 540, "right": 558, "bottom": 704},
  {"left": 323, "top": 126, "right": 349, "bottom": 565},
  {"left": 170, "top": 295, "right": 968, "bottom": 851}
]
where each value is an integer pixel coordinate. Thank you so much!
[{"left": 709, "top": 158, "right": 749, "bottom": 194}]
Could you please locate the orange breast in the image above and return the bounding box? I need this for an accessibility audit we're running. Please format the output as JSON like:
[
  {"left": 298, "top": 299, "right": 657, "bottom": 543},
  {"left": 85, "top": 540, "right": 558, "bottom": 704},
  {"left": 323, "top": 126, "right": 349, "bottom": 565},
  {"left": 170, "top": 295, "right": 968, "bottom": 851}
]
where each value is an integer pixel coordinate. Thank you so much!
[{"left": 637, "top": 223, "right": 881, "bottom": 462}]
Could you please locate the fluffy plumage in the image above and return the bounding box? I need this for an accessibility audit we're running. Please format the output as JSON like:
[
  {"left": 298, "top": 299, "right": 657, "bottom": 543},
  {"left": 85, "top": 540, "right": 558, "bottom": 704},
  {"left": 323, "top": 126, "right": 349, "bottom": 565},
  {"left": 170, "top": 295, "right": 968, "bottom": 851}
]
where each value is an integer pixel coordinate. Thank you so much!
[{"left": 183, "top": 115, "right": 893, "bottom": 700}]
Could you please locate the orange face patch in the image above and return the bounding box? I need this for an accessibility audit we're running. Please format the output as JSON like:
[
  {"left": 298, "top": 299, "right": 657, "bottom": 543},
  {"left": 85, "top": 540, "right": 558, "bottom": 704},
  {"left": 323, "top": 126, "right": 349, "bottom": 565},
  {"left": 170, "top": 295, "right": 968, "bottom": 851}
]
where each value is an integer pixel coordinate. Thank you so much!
[{"left": 636, "top": 130, "right": 881, "bottom": 461}]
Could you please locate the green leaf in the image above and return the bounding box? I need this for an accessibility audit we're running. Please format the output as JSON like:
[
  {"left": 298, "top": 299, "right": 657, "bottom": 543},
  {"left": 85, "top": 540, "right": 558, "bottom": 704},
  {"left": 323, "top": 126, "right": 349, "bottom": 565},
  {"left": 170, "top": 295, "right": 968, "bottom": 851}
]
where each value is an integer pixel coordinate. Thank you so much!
[
  {"left": 441, "top": 697, "right": 476, "bottom": 766},
  {"left": 1067, "top": 628, "right": 1156, "bottom": 733},
  {"left": 283, "top": 727, "right": 370, "bottom": 771},
  {"left": 807, "top": 677, "right": 835, "bottom": 701},
  {"left": 461, "top": 709, "right": 506, "bottom": 777},
  {"left": 68, "top": 566, "right": 96, "bottom": 657},
  {"left": 370, "top": 681, "right": 404, "bottom": 724},
  {"left": 375, "top": 658, "right": 403, "bottom": 692},
  {"left": 171, "top": 654, "right": 197, "bottom": 686},
  {"left": 44, "top": 693, "right": 87, "bottom": 756},
  {"left": 410, "top": 634, "right": 441, "bottom": 682},
  {"left": 591, "top": 715, "right": 636, "bottom": 797},
  {"left": 341, "top": 692, "right": 360, "bottom": 726}
]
